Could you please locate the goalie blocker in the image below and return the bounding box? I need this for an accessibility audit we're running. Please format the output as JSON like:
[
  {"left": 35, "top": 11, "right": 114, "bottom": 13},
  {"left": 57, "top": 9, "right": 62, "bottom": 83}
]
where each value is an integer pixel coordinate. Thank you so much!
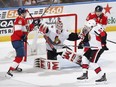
[{"left": 34, "top": 49, "right": 82, "bottom": 70}]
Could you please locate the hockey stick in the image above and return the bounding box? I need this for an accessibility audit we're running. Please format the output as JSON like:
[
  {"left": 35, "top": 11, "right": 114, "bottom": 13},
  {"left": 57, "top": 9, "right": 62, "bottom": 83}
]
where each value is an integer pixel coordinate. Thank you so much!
[
  {"left": 107, "top": 39, "right": 116, "bottom": 44},
  {"left": 27, "top": 0, "right": 54, "bottom": 20},
  {"left": 40, "top": 0, "right": 55, "bottom": 17},
  {"left": 55, "top": 44, "right": 98, "bottom": 48}
]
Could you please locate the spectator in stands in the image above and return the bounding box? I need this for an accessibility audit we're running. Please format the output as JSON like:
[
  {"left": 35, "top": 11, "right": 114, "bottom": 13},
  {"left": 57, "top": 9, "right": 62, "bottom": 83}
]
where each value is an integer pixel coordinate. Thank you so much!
[
  {"left": 36, "top": 0, "right": 50, "bottom": 5},
  {"left": 10, "top": 0, "right": 20, "bottom": 7},
  {"left": 23, "top": 0, "right": 37, "bottom": 6},
  {"left": 23, "top": 0, "right": 31, "bottom": 5},
  {"left": 54, "top": 0, "right": 61, "bottom": 4},
  {"left": 31, "top": 0, "right": 37, "bottom": 5}
]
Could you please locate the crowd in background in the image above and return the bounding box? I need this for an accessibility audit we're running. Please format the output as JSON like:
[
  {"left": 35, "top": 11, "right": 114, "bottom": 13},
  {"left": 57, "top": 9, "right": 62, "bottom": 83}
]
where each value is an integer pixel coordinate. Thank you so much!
[{"left": 0, "top": 0, "right": 115, "bottom": 8}]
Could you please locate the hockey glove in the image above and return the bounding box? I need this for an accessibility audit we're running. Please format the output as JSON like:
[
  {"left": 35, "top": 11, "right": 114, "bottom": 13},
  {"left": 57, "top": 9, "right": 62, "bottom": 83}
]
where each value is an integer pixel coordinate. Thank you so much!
[
  {"left": 32, "top": 19, "right": 41, "bottom": 26},
  {"left": 102, "top": 44, "right": 109, "bottom": 51},
  {"left": 78, "top": 42, "right": 84, "bottom": 49},
  {"left": 21, "top": 35, "right": 27, "bottom": 42}
]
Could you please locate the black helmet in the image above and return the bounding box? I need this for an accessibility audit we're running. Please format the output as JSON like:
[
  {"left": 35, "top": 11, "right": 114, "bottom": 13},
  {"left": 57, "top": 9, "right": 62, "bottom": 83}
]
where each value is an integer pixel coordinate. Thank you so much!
[
  {"left": 17, "top": 8, "right": 26, "bottom": 15},
  {"left": 95, "top": 5, "right": 103, "bottom": 12}
]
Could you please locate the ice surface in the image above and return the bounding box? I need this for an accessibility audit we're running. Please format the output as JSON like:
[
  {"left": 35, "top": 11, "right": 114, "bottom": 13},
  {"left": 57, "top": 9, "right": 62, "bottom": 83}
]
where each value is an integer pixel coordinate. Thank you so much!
[{"left": 0, "top": 32, "right": 116, "bottom": 87}]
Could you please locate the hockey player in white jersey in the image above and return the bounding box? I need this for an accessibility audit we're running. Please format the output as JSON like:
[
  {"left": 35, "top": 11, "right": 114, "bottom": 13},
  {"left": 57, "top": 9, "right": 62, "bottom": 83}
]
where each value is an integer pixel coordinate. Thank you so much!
[
  {"left": 38, "top": 18, "right": 80, "bottom": 60},
  {"left": 77, "top": 19, "right": 108, "bottom": 82}
]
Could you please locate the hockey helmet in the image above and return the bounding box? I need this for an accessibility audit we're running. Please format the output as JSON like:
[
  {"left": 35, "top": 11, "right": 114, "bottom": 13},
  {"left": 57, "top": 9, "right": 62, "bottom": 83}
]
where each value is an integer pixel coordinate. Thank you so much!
[
  {"left": 85, "top": 19, "right": 96, "bottom": 28},
  {"left": 82, "top": 20, "right": 96, "bottom": 35},
  {"left": 17, "top": 8, "right": 27, "bottom": 15},
  {"left": 95, "top": 5, "right": 103, "bottom": 12}
]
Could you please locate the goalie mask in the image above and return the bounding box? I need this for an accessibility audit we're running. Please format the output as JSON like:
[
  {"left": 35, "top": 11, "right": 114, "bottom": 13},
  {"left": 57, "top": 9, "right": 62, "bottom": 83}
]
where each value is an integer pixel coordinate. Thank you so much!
[
  {"left": 56, "top": 18, "right": 63, "bottom": 34},
  {"left": 82, "top": 19, "right": 96, "bottom": 35}
]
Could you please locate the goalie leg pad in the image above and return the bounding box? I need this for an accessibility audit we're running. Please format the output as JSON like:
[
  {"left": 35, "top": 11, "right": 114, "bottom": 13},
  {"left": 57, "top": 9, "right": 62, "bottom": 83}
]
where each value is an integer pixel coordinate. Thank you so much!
[
  {"left": 61, "top": 49, "right": 82, "bottom": 65},
  {"left": 34, "top": 58, "right": 60, "bottom": 70}
]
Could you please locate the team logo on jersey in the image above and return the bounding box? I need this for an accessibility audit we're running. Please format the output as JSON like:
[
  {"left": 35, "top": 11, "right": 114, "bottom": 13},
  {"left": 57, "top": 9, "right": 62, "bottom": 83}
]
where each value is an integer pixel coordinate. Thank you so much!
[
  {"left": 18, "top": 20, "right": 22, "bottom": 25},
  {"left": 100, "top": 19, "right": 102, "bottom": 24},
  {"left": 54, "top": 36, "right": 61, "bottom": 44}
]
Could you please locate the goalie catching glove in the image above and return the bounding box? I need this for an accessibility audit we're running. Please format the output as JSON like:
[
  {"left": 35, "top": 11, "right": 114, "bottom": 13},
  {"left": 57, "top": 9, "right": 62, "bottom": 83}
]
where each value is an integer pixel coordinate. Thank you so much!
[
  {"left": 32, "top": 19, "right": 41, "bottom": 26},
  {"left": 78, "top": 41, "right": 84, "bottom": 49}
]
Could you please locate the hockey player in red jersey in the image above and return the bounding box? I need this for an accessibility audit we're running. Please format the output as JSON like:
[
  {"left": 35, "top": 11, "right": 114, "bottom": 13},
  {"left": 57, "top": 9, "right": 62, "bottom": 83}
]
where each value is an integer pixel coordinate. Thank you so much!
[
  {"left": 6, "top": 8, "right": 40, "bottom": 77},
  {"left": 86, "top": 5, "right": 107, "bottom": 28},
  {"left": 77, "top": 20, "right": 108, "bottom": 82}
]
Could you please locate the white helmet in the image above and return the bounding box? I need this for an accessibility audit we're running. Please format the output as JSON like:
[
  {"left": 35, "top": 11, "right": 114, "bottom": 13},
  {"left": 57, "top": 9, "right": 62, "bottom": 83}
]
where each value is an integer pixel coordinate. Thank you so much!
[
  {"left": 81, "top": 20, "right": 96, "bottom": 35},
  {"left": 85, "top": 19, "right": 96, "bottom": 28}
]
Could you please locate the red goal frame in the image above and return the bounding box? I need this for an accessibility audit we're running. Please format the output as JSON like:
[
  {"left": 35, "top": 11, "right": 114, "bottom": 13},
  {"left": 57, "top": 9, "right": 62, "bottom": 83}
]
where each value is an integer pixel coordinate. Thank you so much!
[{"left": 24, "top": 13, "right": 78, "bottom": 61}]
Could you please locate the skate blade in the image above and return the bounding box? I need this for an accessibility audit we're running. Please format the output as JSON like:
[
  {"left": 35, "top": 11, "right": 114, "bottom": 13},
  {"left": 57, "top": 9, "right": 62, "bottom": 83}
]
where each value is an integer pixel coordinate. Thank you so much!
[
  {"left": 77, "top": 79, "right": 89, "bottom": 83},
  {"left": 95, "top": 81, "right": 108, "bottom": 85},
  {"left": 5, "top": 74, "right": 12, "bottom": 79}
]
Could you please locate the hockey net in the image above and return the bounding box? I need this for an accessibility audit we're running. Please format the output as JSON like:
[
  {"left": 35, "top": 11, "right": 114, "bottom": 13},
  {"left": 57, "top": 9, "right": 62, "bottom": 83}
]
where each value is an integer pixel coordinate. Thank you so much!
[{"left": 26, "top": 13, "right": 78, "bottom": 60}]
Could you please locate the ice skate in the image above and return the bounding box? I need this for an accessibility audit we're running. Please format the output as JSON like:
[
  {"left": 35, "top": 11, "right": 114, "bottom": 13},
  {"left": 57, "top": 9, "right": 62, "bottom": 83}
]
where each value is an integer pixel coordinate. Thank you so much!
[
  {"left": 77, "top": 71, "right": 88, "bottom": 80},
  {"left": 76, "top": 71, "right": 90, "bottom": 86},
  {"left": 5, "top": 71, "right": 13, "bottom": 78},
  {"left": 95, "top": 73, "right": 107, "bottom": 82}
]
